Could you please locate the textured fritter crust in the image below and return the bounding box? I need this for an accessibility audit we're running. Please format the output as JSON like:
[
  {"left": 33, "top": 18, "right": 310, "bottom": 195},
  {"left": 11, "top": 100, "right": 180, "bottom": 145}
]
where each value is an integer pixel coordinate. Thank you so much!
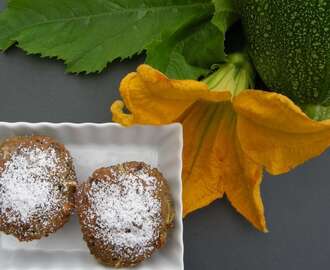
[
  {"left": 0, "top": 135, "right": 77, "bottom": 241},
  {"left": 76, "top": 161, "right": 175, "bottom": 268}
]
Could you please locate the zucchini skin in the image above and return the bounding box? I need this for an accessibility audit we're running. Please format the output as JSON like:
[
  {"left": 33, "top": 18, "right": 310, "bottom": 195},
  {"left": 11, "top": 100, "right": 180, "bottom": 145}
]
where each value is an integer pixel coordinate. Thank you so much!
[{"left": 236, "top": 0, "right": 330, "bottom": 106}]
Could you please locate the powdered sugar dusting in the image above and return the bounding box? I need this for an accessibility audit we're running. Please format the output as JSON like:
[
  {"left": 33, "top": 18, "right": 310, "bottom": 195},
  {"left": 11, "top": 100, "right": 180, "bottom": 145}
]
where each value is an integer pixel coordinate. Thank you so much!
[
  {"left": 87, "top": 166, "right": 162, "bottom": 259},
  {"left": 0, "top": 145, "right": 68, "bottom": 226}
]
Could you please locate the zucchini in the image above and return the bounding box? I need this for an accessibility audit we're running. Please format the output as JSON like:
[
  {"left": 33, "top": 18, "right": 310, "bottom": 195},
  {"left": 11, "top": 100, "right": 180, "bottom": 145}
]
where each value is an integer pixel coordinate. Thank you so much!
[{"left": 235, "top": 0, "right": 330, "bottom": 117}]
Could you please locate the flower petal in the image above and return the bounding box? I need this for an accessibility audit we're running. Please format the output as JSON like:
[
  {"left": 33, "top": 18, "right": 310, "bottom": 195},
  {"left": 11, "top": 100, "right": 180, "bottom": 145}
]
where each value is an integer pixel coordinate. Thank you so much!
[
  {"left": 180, "top": 101, "right": 225, "bottom": 216},
  {"left": 225, "top": 133, "right": 267, "bottom": 232},
  {"left": 182, "top": 101, "right": 267, "bottom": 232},
  {"left": 111, "top": 64, "right": 230, "bottom": 125},
  {"left": 234, "top": 90, "right": 330, "bottom": 175}
]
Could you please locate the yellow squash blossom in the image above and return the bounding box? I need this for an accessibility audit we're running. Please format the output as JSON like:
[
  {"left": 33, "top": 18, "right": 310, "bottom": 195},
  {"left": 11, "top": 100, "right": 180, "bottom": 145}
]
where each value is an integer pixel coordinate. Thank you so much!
[{"left": 111, "top": 54, "right": 330, "bottom": 232}]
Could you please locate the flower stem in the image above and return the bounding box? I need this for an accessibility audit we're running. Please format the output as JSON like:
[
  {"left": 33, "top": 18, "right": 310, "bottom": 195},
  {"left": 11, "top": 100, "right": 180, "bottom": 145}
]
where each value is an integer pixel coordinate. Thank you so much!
[{"left": 203, "top": 53, "right": 255, "bottom": 96}]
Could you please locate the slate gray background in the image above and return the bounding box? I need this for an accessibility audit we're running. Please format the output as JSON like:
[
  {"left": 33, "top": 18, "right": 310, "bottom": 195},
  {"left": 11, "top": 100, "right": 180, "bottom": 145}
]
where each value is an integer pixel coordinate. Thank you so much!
[{"left": 0, "top": 1, "right": 329, "bottom": 269}]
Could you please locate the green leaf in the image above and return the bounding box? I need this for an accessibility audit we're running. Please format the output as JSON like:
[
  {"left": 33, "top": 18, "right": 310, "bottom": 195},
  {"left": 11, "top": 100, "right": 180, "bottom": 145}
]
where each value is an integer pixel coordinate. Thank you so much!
[
  {"left": 146, "top": 38, "right": 208, "bottom": 80},
  {"left": 212, "top": 0, "right": 239, "bottom": 33},
  {"left": 145, "top": 0, "right": 239, "bottom": 80},
  {"left": 0, "top": 0, "right": 214, "bottom": 73},
  {"left": 146, "top": 22, "right": 224, "bottom": 79},
  {"left": 182, "top": 21, "right": 225, "bottom": 69}
]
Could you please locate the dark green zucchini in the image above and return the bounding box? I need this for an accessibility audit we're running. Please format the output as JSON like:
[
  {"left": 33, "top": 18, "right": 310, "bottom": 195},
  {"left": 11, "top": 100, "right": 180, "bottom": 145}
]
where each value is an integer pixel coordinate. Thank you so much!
[{"left": 235, "top": 0, "right": 330, "bottom": 119}]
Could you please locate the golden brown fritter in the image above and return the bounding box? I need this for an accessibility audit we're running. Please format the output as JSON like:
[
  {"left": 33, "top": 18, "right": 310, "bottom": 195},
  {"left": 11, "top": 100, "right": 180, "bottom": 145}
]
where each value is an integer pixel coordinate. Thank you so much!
[
  {"left": 0, "top": 135, "right": 77, "bottom": 241},
  {"left": 76, "top": 161, "right": 174, "bottom": 268}
]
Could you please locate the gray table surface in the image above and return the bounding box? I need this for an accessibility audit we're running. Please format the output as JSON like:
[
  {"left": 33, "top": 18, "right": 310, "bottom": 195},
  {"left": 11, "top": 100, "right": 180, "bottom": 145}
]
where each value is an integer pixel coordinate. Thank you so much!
[{"left": 0, "top": 2, "right": 330, "bottom": 269}]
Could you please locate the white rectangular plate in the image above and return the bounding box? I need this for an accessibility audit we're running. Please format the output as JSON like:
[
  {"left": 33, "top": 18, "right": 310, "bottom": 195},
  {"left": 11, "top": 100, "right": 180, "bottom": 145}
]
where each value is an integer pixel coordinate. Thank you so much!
[{"left": 0, "top": 122, "right": 183, "bottom": 270}]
